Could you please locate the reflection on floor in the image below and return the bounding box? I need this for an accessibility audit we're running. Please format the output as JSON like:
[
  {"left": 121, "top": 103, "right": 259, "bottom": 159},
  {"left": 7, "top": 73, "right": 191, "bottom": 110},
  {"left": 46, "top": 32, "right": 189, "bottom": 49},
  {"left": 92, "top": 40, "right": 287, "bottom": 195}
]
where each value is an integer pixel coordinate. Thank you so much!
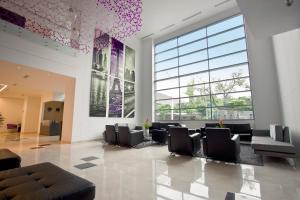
[
  {"left": 0, "top": 132, "right": 60, "bottom": 150},
  {"left": 0, "top": 139, "right": 299, "bottom": 200}
]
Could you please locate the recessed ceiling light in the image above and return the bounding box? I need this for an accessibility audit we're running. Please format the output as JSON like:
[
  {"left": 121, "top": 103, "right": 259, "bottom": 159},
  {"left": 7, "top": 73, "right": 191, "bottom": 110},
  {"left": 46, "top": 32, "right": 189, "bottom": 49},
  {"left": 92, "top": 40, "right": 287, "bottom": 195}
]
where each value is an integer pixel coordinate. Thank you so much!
[
  {"left": 141, "top": 33, "right": 155, "bottom": 40},
  {"left": 182, "top": 11, "right": 202, "bottom": 22},
  {"left": 0, "top": 84, "right": 8, "bottom": 93},
  {"left": 160, "top": 24, "right": 175, "bottom": 32},
  {"left": 214, "top": 0, "right": 231, "bottom": 7}
]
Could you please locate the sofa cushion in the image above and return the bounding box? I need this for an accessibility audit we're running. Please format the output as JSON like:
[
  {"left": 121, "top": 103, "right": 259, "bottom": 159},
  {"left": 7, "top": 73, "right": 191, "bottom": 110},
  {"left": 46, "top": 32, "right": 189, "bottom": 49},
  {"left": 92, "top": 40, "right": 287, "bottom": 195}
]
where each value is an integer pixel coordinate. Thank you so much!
[
  {"left": 252, "top": 136, "right": 296, "bottom": 154},
  {"left": 232, "top": 124, "right": 251, "bottom": 133},
  {"left": 0, "top": 149, "right": 21, "bottom": 171},
  {"left": 270, "top": 124, "right": 283, "bottom": 141},
  {"left": 0, "top": 162, "right": 95, "bottom": 200}
]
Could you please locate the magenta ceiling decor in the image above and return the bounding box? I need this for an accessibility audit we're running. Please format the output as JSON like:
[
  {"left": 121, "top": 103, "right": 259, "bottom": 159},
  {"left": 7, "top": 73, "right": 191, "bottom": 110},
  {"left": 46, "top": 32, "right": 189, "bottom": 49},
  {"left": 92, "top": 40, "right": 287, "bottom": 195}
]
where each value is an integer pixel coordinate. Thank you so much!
[
  {"left": 0, "top": 0, "right": 143, "bottom": 54},
  {"left": 96, "top": 0, "right": 143, "bottom": 40}
]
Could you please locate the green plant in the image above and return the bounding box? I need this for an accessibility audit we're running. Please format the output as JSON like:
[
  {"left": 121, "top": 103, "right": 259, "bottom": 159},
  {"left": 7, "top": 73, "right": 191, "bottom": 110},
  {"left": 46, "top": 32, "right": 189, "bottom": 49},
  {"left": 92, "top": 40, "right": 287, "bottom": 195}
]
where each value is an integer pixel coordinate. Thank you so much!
[{"left": 143, "top": 118, "right": 151, "bottom": 129}]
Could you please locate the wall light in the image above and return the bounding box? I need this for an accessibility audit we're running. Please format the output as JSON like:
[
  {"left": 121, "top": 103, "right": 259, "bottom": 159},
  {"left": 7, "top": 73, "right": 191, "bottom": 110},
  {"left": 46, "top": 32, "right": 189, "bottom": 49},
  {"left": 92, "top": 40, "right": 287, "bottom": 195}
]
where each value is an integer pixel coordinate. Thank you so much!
[{"left": 0, "top": 84, "right": 8, "bottom": 93}]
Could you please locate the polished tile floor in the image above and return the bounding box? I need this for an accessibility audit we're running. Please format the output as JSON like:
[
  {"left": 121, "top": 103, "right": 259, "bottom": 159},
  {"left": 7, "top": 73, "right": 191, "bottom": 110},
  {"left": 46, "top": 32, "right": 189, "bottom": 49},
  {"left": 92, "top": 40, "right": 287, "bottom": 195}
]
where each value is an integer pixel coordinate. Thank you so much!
[{"left": 0, "top": 133, "right": 300, "bottom": 200}]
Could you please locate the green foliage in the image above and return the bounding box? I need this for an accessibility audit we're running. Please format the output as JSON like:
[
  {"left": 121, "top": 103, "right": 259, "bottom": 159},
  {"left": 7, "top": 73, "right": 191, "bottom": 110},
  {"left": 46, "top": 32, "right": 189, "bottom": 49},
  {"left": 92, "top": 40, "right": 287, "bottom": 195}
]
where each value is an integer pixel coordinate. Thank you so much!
[
  {"left": 156, "top": 70, "right": 252, "bottom": 120},
  {"left": 143, "top": 119, "right": 151, "bottom": 129}
]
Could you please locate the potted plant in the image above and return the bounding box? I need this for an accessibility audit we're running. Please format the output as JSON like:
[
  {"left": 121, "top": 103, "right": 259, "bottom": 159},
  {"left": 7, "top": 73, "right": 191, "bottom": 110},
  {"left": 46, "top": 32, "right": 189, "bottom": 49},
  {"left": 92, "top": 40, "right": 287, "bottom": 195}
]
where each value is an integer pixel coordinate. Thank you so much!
[
  {"left": 217, "top": 119, "right": 225, "bottom": 128},
  {"left": 143, "top": 118, "right": 151, "bottom": 137}
]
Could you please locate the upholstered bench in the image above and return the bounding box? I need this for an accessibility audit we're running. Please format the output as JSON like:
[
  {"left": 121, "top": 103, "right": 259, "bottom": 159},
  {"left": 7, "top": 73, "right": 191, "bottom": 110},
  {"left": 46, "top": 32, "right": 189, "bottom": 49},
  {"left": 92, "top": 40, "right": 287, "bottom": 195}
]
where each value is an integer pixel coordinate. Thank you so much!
[
  {"left": 0, "top": 162, "right": 95, "bottom": 200},
  {"left": 0, "top": 149, "right": 21, "bottom": 171}
]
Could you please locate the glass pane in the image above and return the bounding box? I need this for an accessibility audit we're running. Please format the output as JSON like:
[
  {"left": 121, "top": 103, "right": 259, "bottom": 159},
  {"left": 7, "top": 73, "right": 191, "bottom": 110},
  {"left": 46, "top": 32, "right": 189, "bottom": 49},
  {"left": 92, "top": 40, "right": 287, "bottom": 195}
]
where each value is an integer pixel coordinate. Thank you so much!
[
  {"left": 156, "top": 68, "right": 178, "bottom": 80},
  {"left": 155, "top": 109, "right": 180, "bottom": 121},
  {"left": 155, "top": 58, "right": 178, "bottom": 71},
  {"left": 179, "top": 50, "right": 207, "bottom": 66},
  {"left": 156, "top": 88, "right": 179, "bottom": 100},
  {"left": 179, "top": 39, "right": 207, "bottom": 55},
  {"left": 180, "top": 96, "right": 211, "bottom": 108},
  {"left": 212, "top": 106, "right": 254, "bottom": 120},
  {"left": 180, "top": 108, "right": 211, "bottom": 120},
  {"left": 211, "top": 91, "right": 252, "bottom": 107},
  {"left": 155, "top": 49, "right": 178, "bottom": 63},
  {"left": 207, "top": 15, "right": 244, "bottom": 36},
  {"left": 179, "top": 61, "right": 208, "bottom": 76},
  {"left": 155, "top": 39, "right": 177, "bottom": 53},
  {"left": 210, "top": 78, "right": 251, "bottom": 94},
  {"left": 180, "top": 84, "right": 210, "bottom": 97},
  {"left": 209, "top": 39, "right": 246, "bottom": 58},
  {"left": 180, "top": 72, "right": 209, "bottom": 86},
  {"left": 208, "top": 27, "right": 245, "bottom": 47},
  {"left": 155, "top": 99, "right": 180, "bottom": 110},
  {"left": 156, "top": 78, "right": 179, "bottom": 90},
  {"left": 178, "top": 28, "right": 206, "bottom": 45},
  {"left": 209, "top": 51, "right": 248, "bottom": 69},
  {"left": 210, "top": 64, "right": 249, "bottom": 82}
]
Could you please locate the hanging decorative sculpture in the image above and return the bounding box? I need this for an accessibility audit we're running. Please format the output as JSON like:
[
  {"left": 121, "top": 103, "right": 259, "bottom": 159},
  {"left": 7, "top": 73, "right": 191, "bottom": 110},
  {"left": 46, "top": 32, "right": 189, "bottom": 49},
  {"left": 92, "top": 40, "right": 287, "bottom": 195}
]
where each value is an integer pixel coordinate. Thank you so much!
[
  {"left": 96, "top": 0, "right": 142, "bottom": 41},
  {"left": 0, "top": 0, "right": 143, "bottom": 54}
]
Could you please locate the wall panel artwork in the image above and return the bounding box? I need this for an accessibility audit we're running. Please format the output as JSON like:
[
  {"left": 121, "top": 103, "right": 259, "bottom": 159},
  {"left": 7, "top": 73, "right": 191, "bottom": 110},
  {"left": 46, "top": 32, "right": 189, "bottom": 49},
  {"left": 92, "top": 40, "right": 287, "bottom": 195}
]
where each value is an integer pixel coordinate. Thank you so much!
[
  {"left": 89, "top": 29, "right": 135, "bottom": 118},
  {"left": 108, "top": 76, "right": 123, "bottom": 117},
  {"left": 89, "top": 71, "right": 107, "bottom": 117},
  {"left": 124, "top": 81, "right": 135, "bottom": 118}
]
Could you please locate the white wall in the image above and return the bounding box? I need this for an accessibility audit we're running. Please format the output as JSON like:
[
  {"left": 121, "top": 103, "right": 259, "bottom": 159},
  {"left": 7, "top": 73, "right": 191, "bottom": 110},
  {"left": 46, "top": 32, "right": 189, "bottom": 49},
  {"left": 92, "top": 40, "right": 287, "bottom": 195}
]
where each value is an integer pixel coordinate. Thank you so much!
[
  {"left": 21, "top": 96, "right": 41, "bottom": 133},
  {"left": 141, "top": 7, "right": 283, "bottom": 129},
  {"left": 0, "top": 97, "right": 24, "bottom": 132},
  {"left": 273, "top": 28, "right": 300, "bottom": 154}
]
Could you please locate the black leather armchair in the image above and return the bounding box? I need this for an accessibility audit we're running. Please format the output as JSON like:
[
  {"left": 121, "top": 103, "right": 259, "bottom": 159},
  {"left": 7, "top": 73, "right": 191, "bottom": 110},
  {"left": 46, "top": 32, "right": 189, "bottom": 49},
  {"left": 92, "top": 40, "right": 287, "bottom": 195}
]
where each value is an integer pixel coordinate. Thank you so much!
[
  {"left": 118, "top": 126, "right": 144, "bottom": 147},
  {"left": 150, "top": 122, "right": 183, "bottom": 144},
  {"left": 168, "top": 127, "right": 201, "bottom": 156},
  {"left": 104, "top": 125, "right": 118, "bottom": 144},
  {"left": 203, "top": 128, "right": 240, "bottom": 162}
]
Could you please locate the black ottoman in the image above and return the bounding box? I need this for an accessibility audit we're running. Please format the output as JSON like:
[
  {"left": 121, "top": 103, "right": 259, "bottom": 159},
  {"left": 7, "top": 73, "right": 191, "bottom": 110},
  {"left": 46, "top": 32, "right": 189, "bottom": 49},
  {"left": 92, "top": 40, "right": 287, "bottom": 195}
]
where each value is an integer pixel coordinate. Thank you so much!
[
  {"left": 0, "top": 162, "right": 95, "bottom": 200},
  {"left": 0, "top": 149, "right": 21, "bottom": 171}
]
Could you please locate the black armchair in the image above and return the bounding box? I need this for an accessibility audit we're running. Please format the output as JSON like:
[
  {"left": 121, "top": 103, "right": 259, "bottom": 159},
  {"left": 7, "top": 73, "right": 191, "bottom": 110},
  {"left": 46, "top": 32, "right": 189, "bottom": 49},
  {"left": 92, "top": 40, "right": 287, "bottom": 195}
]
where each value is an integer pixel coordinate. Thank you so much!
[
  {"left": 168, "top": 127, "right": 201, "bottom": 156},
  {"left": 104, "top": 125, "right": 118, "bottom": 144},
  {"left": 203, "top": 128, "right": 240, "bottom": 162},
  {"left": 118, "top": 126, "right": 144, "bottom": 147}
]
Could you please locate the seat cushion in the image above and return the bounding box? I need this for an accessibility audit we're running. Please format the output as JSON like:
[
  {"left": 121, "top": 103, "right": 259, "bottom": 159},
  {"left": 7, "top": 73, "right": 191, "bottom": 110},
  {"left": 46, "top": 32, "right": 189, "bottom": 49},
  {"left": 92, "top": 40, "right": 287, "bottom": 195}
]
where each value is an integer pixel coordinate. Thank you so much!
[
  {"left": 0, "top": 149, "right": 21, "bottom": 171},
  {"left": 0, "top": 162, "right": 95, "bottom": 200},
  {"left": 251, "top": 136, "right": 296, "bottom": 154}
]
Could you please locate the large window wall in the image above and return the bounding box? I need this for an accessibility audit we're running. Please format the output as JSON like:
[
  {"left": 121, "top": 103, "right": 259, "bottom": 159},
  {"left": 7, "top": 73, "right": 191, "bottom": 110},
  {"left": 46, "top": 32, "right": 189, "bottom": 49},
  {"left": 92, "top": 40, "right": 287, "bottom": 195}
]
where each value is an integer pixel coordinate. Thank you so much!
[{"left": 154, "top": 15, "right": 254, "bottom": 121}]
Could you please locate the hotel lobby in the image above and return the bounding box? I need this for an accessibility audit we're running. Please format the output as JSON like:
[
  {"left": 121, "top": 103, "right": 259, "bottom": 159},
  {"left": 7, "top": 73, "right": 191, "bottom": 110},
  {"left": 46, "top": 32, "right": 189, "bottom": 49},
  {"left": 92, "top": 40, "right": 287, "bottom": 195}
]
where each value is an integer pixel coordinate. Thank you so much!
[{"left": 0, "top": 0, "right": 300, "bottom": 199}]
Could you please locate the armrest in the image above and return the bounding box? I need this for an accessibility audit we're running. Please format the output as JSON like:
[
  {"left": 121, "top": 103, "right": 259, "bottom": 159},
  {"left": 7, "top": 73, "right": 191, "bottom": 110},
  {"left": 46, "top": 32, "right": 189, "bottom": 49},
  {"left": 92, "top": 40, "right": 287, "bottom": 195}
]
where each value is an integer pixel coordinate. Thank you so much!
[
  {"left": 231, "top": 134, "right": 240, "bottom": 143},
  {"left": 189, "top": 132, "right": 201, "bottom": 139},
  {"left": 230, "top": 134, "right": 240, "bottom": 159},
  {"left": 189, "top": 133, "right": 201, "bottom": 155},
  {"left": 134, "top": 126, "right": 143, "bottom": 130},
  {"left": 130, "top": 130, "right": 143, "bottom": 134},
  {"left": 252, "top": 129, "right": 270, "bottom": 137}
]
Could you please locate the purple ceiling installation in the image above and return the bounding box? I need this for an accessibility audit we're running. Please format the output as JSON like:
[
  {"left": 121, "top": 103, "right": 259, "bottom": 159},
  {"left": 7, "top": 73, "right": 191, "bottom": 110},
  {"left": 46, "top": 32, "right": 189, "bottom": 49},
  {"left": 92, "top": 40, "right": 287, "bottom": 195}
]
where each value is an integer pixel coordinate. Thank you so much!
[
  {"left": 0, "top": 0, "right": 143, "bottom": 54},
  {"left": 96, "top": 0, "right": 142, "bottom": 41}
]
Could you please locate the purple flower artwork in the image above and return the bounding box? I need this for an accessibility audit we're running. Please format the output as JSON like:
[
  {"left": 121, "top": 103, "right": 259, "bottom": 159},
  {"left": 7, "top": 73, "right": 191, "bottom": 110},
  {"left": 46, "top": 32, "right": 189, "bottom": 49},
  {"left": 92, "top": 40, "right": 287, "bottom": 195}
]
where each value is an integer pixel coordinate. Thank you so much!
[{"left": 110, "top": 38, "right": 124, "bottom": 78}]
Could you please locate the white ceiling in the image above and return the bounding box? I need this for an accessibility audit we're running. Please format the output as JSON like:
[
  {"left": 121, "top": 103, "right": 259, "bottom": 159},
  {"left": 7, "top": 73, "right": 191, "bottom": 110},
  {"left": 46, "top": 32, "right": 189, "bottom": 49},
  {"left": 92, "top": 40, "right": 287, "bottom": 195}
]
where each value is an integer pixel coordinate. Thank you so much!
[
  {"left": 0, "top": 61, "right": 74, "bottom": 99},
  {"left": 236, "top": 0, "right": 300, "bottom": 38},
  {"left": 137, "top": 0, "right": 238, "bottom": 39}
]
